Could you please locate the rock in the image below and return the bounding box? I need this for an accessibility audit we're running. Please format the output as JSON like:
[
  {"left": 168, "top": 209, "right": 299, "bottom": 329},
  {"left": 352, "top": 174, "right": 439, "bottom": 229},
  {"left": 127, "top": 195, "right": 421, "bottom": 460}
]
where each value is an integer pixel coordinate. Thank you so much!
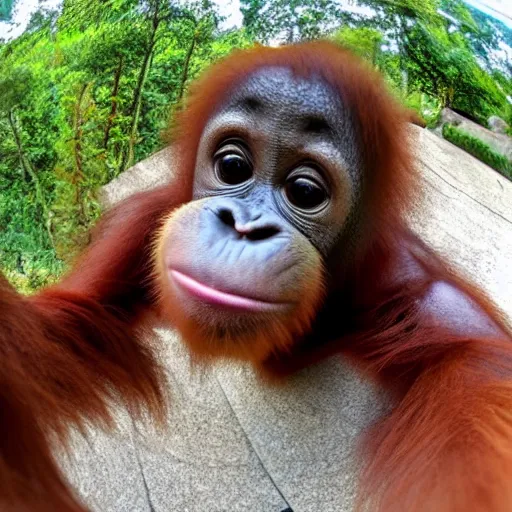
[
  {"left": 488, "top": 115, "right": 510, "bottom": 135},
  {"left": 100, "top": 146, "right": 175, "bottom": 209},
  {"left": 409, "top": 126, "right": 511, "bottom": 318}
]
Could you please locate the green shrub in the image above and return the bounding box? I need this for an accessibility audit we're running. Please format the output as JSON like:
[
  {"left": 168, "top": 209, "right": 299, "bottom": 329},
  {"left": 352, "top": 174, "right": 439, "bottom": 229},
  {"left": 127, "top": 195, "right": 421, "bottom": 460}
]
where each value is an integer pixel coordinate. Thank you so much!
[{"left": 442, "top": 123, "right": 512, "bottom": 180}]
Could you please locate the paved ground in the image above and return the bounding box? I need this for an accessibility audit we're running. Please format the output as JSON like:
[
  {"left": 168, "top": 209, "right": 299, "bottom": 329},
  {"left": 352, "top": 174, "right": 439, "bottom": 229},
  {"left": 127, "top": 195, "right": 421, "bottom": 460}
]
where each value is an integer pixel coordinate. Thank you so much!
[
  {"left": 410, "top": 127, "right": 512, "bottom": 318},
  {"left": 61, "top": 126, "right": 512, "bottom": 512}
]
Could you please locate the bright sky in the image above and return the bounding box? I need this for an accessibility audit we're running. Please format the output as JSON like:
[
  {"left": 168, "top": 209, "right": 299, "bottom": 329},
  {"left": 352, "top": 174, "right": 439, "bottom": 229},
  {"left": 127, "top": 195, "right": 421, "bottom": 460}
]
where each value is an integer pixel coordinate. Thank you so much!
[
  {"left": 466, "top": 0, "right": 512, "bottom": 26},
  {"left": 0, "top": 0, "right": 60, "bottom": 39},
  {"left": 0, "top": 0, "right": 245, "bottom": 39},
  {"left": 1, "top": 0, "right": 511, "bottom": 41}
]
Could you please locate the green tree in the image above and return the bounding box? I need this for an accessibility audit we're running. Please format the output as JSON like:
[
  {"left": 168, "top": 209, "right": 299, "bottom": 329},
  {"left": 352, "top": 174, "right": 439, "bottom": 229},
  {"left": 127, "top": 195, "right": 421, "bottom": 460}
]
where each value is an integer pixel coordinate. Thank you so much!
[
  {"left": 404, "top": 22, "right": 506, "bottom": 121},
  {"left": 332, "top": 26, "right": 384, "bottom": 67},
  {"left": 459, "top": 3, "right": 512, "bottom": 70},
  {"left": 0, "top": 22, "right": 62, "bottom": 288},
  {"left": 0, "top": 0, "right": 247, "bottom": 289},
  {"left": 0, "top": 68, "right": 52, "bottom": 238},
  {"left": 241, "top": 0, "right": 353, "bottom": 43}
]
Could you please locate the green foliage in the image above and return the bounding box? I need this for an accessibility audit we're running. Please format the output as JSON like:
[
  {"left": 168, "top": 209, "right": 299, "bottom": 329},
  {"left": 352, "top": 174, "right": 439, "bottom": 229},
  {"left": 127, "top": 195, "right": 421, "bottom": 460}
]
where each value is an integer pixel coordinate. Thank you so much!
[
  {"left": 461, "top": 3, "right": 512, "bottom": 69},
  {"left": 332, "top": 27, "right": 383, "bottom": 66},
  {"left": 348, "top": 0, "right": 510, "bottom": 124},
  {"left": 355, "top": 0, "right": 440, "bottom": 26},
  {"left": 404, "top": 22, "right": 506, "bottom": 122},
  {"left": 442, "top": 123, "right": 512, "bottom": 179},
  {"left": 240, "top": 0, "right": 353, "bottom": 43},
  {"left": 0, "top": 0, "right": 252, "bottom": 289},
  {"left": 1, "top": 0, "right": 511, "bottom": 291}
]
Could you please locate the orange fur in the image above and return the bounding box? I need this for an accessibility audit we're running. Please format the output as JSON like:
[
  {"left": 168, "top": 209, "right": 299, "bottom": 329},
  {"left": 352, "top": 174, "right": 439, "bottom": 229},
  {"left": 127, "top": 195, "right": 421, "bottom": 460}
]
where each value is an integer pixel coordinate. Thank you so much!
[
  {"left": 167, "top": 41, "right": 512, "bottom": 511},
  {"left": 0, "top": 187, "right": 179, "bottom": 511},
  {"left": 0, "top": 41, "right": 511, "bottom": 512}
]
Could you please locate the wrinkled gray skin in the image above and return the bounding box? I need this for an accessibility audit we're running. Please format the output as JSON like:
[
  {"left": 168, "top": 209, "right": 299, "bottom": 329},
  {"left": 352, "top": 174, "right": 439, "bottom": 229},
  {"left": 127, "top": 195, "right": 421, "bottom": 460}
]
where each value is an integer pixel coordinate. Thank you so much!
[
  {"left": 193, "top": 67, "right": 360, "bottom": 255},
  {"left": 166, "top": 68, "right": 363, "bottom": 311}
]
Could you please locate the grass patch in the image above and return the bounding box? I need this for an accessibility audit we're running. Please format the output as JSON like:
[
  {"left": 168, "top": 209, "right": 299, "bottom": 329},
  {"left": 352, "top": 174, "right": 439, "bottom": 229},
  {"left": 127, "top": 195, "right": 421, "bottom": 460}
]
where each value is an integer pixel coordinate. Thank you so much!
[{"left": 442, "top": 123, "right": 512, "bottom": 180}]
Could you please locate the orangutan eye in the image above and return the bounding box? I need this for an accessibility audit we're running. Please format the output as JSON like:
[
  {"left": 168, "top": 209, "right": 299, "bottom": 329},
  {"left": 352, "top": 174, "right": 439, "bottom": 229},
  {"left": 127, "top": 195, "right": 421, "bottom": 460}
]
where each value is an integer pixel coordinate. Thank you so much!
[
  {"left": 214, "top": 142, "right": 253, "bottom": 185},
  {"left": 216, "top": 154, "right": 253, "bottom": 185},
  {"left": 285, "top": 176, "right": 328, "bottom": 211}
]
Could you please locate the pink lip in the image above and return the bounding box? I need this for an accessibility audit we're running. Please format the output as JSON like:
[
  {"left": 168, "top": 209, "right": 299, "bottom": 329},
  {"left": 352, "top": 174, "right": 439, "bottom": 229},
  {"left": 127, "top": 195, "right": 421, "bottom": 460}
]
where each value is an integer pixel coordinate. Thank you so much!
[{"left": 170, "top": 270, "right": 287, "bottom": 313}]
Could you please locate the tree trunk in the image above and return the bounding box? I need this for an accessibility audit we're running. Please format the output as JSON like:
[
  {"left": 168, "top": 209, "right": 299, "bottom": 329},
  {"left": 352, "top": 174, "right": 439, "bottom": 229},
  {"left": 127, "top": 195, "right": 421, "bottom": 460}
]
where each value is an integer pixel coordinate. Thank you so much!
[
  {"left": 287, "top": 24, "right": 294, "bottom": 43},
  {"left": 7, "top": 109, "right": 55, "bottom": 249},
  {"left": 121, "top": 2, "right": 160, "bottom": 173},
  {"left": 103, "top": 54, "right": 124, "bottom": 153},
  {"left": 8, "top": 108, "right": 27, "bottom": 181},
  {"left": 176, "top": 30, "right": 197, "bottom": 103},
  {"left": 72, "top": 83, "right": 89, "bottom": 226}
]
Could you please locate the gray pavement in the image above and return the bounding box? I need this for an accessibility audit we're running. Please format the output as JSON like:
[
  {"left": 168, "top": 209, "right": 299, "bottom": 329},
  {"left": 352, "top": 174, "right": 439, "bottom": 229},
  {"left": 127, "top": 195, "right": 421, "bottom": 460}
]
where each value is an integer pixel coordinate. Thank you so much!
[{"left": 60, "top": 126, "right": 512, "bottom": 512}]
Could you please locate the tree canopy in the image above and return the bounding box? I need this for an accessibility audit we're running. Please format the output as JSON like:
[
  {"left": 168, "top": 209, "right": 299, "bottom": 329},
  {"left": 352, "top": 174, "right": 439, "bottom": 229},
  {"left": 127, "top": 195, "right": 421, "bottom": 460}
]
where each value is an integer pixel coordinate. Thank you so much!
[{"left": 1, "top": 0, "right": 510, "bottom": 290}]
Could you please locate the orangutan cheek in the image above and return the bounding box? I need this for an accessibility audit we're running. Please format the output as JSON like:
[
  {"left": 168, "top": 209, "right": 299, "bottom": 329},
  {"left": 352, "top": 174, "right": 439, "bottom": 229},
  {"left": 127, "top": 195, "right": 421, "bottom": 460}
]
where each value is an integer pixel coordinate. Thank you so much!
[{"left": 153, "top": 203, "right": 326, "bottom": 363}]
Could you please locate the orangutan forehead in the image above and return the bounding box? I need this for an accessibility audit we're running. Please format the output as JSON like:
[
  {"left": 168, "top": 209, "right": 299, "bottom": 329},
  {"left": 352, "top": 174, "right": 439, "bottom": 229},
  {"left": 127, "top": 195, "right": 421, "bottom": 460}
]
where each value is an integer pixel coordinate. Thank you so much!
[{"left": 218, "top": 66, "right": 352, "bottom": 138}]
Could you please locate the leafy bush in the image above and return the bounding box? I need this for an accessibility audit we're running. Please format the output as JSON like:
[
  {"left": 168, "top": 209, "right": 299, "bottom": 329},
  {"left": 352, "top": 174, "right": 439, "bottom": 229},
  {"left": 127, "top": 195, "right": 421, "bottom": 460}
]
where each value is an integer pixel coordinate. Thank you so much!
[
  {"left": 442, "top": 123, "right": 512, "bottom": 179},
  {"left": 0, "top": 3, "right": 253, "bottom": 291},
  {"left": 2, "top": 0, "right": 511, "bottom": 291}
]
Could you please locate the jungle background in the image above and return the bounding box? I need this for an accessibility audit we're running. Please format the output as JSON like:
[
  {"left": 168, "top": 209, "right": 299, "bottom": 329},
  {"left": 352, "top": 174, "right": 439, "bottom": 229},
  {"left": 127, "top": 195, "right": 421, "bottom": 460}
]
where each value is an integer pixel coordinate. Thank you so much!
[{"left": 1, "top": 0, "right": 511, "bottom": 291}]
